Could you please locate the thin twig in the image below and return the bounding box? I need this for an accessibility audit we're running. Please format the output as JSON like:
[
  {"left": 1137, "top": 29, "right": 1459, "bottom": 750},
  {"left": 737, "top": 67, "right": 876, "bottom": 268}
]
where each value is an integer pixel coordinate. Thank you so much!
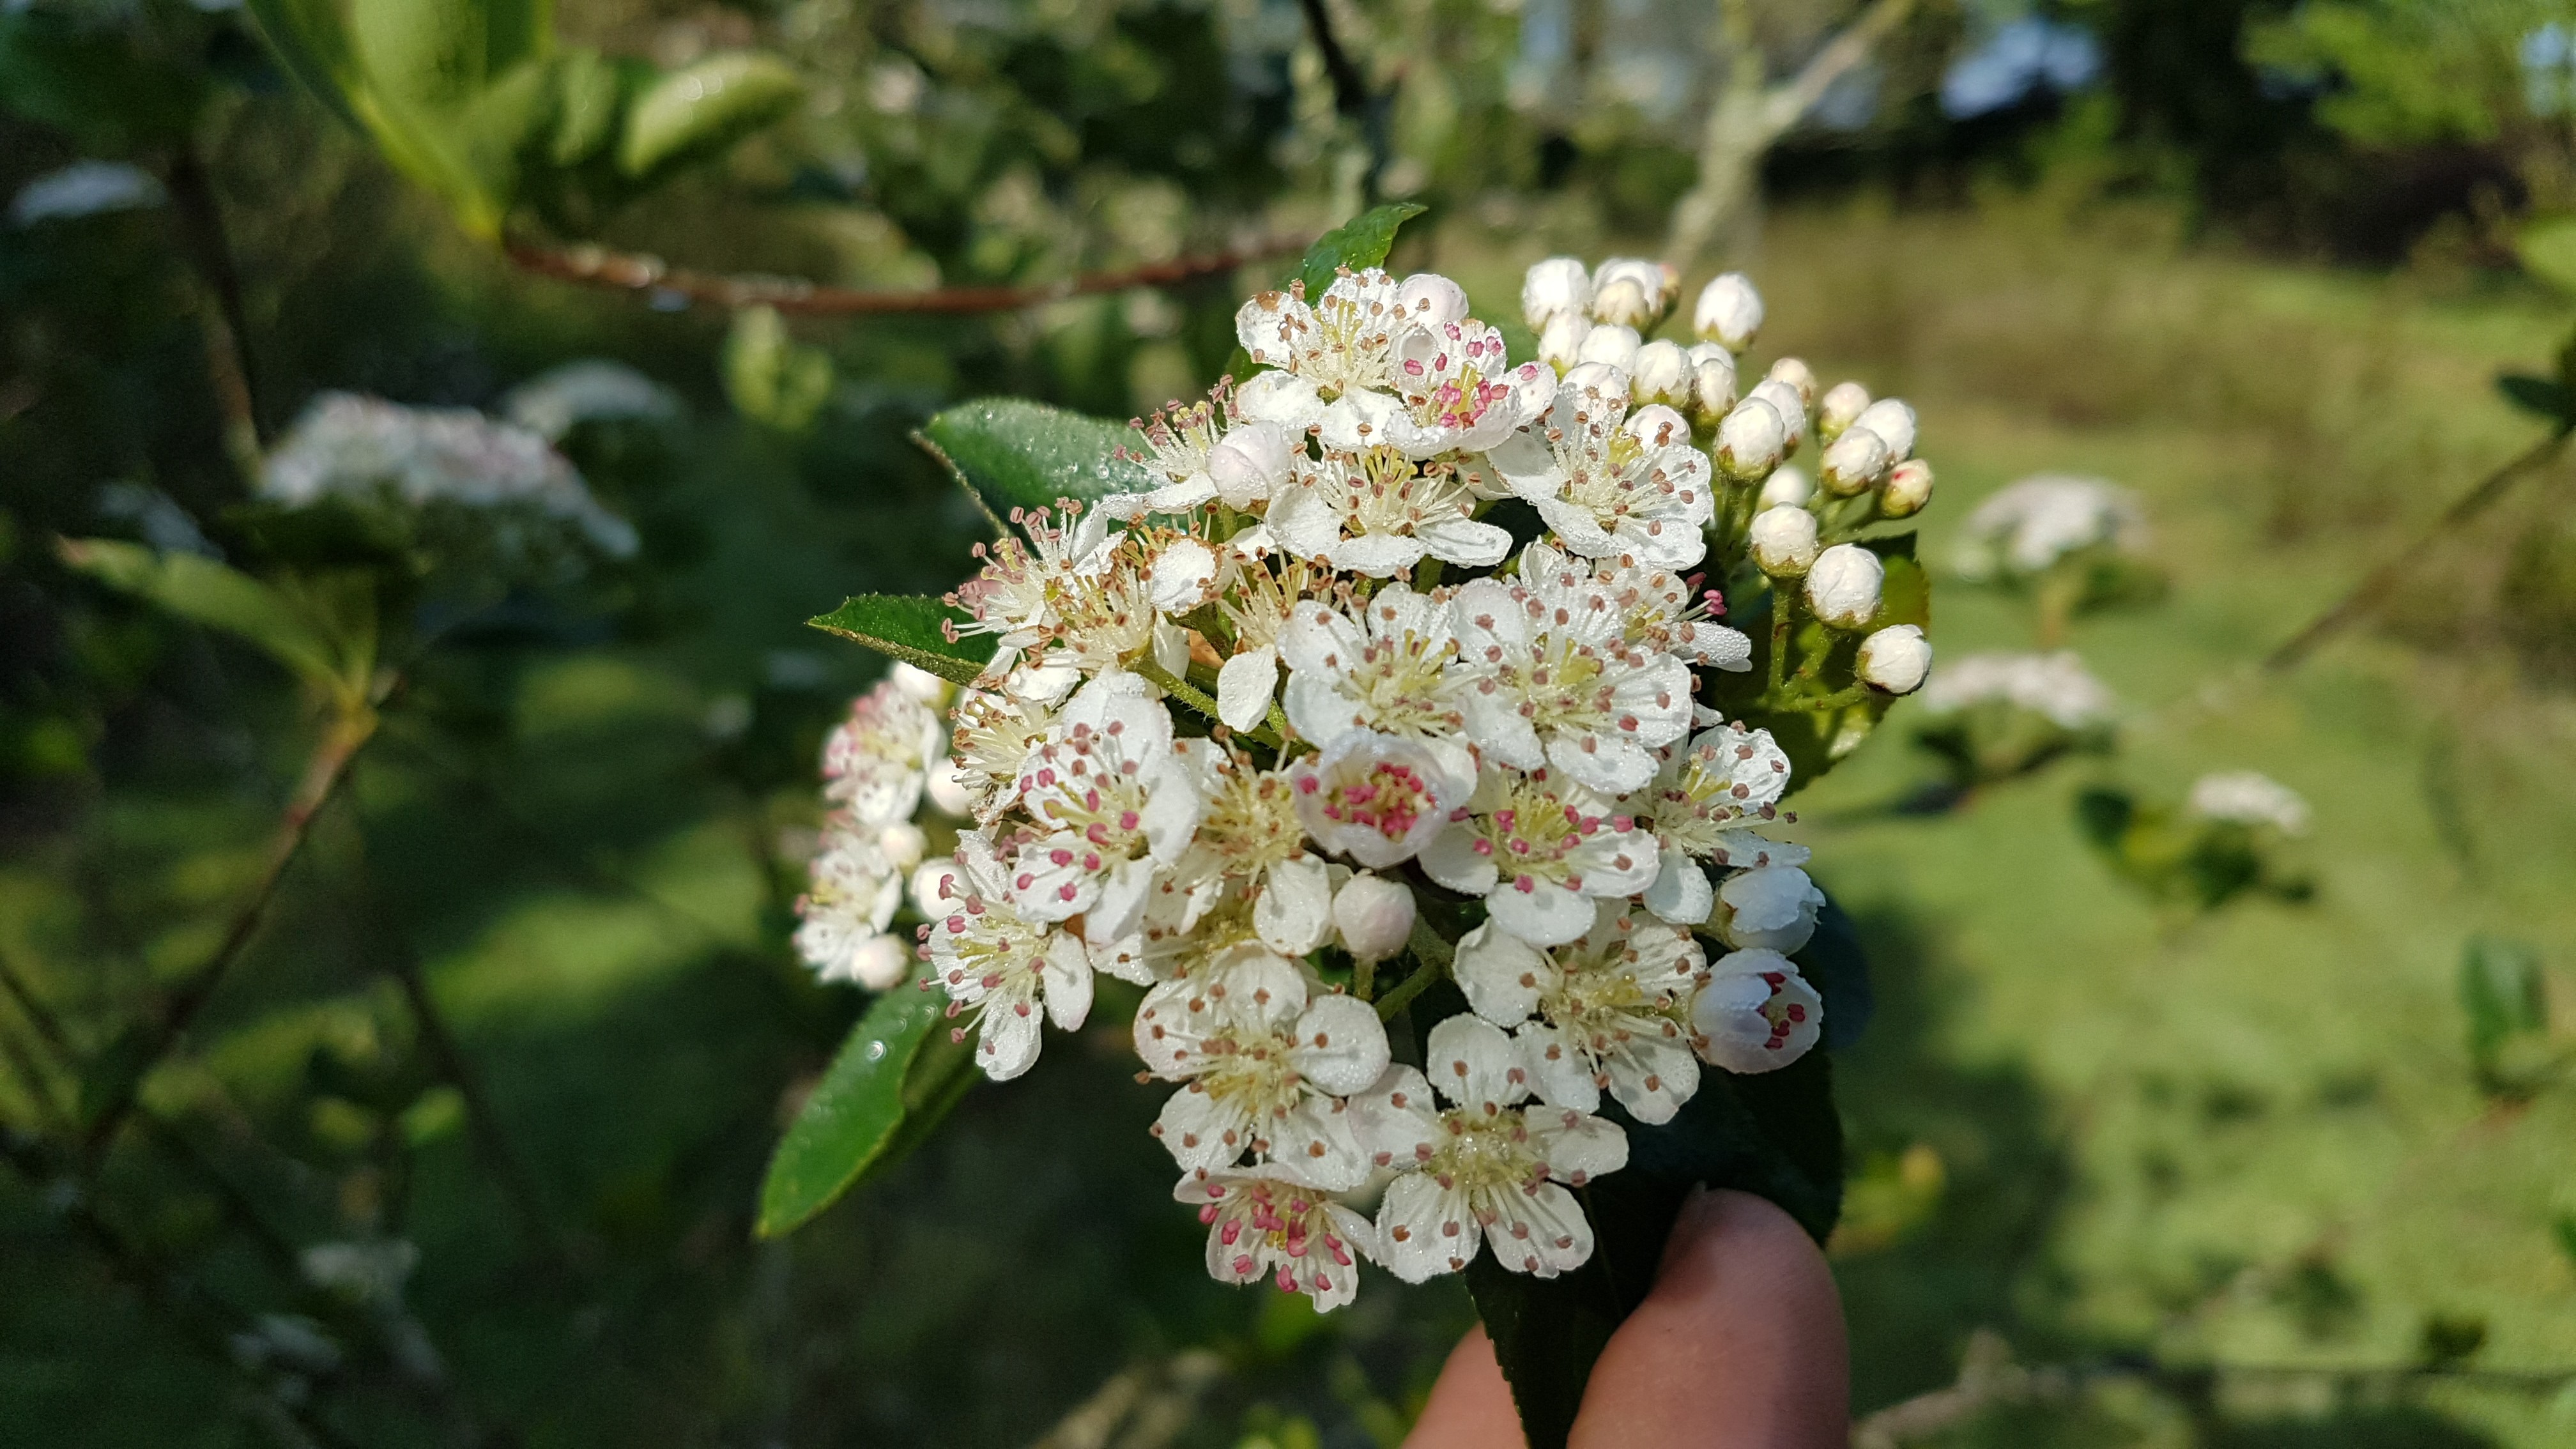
[
  {"left": 2262, "top": 428, "right": 2571, "bottom": 674},
  {"left": 85, "top": 705, "right": 379, "bottom": 1158},
  {"left": 502, "top": 233, "right": 1306, "bottom": 317},
  {"left": 162, "top": 143, "right": 264, "bottom": 482}
]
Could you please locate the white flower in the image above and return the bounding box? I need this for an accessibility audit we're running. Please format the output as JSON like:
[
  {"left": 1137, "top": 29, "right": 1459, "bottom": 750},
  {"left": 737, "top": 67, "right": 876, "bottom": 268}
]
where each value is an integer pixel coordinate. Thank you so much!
[
  {"left": 1919, "top": 650, "right": 2117, "bottom": 728},
  {"left": 1590, "top": 257, "right": 1676, "bottom": 329},
  {"left": 1716, "top": 865, "right": 1823, "bottom": 953},
  {"left": 946, "top": 689, "right": 1057, "bottom": 824},
  {"left": 1350, "top": 1016, "right": 1629, "bottom": 1281},
  {"left": 1522, "top": 257, "right": 1595, "bottom": 328},
  {"left": 795, "top": 825, "right": 905, "bottom": 985},
  {"left": 1453, "top": 903, "right": 1708, "bottom": 1124},
  {"left": 1421, "top": 765, "right": 1660, "bottom": 946},
  {"left": 1133, "top": 944, "right": 1390, "bottom": 1188},
  {"left": 1953, "top": 474, "right": 2146, "bottom": 581},
  {"left": 1693, "top": 949, "right": 1823, "bottom": 1073},
  {"left": 1714, "top": 397, "right": 1788, "bottom": 480},
  {"left": 1816, "top": 381, "right": 1870, "bottom": 442},
  {"left": 1630, "top": 723, "right": 1805, "bottom": 924},
  {"left": 502, "top": 360, "right": 680, "bottom": 441},
  {"left": 1692, "top": 273, "right": 1765, "bottom": 353},
  {"left": 1267, "top": 448, "right": 1512, "bottom": 577},
  {"left": 1859, "top": 625, "right": 1931, "bottom": 694},
  {"left": 1006, "top": 672, "right": 1202, "bottom": 939},
  {"left": 1289, "top": 728, "right": 1467, "bottom": 870},
  {"left": 1575, "top": 549, "right": 1753, "bottom": 671},
  {"left": 926, "top": 756, "right": 974, "bottom": 816},
  {"left": 1749, "top": 505, "right": 1820, "bottom": 576},
  {"left": 1882, "top": 459, "right": 1935, "bottom": 519},
  {"left": 1332, "top": 873, "right": 1417, "bottom": 963},
  {"left": 947, "top": 501, "right": 1119, "bottom": 670},
  {"left": 822, "top": 678, "right": 946, "bottom": 827},
  {"left": 1381, "top": 315, "right": 1557, "bottom": 458},
  {"left": 1448, "top": 562, "right": 1697, "bottom": 793},
  {"left": 1178, "top": 750, "right": 1340, "bottom": 955},
  {"left": 926, "top": 832, "right": 1105, "bottom": 1080},
  {"left": 1849, "top": 398, "right": 1917, "bottom": 461},
  {"left": 2188, "top": 770, "right": 2310, "bottom": 834},
  {"left": 1234, "top": 268, "right": 1404, "bottom": 406},
  {"left": 1207, "top": 420, "right": 1296, "bottom": 509},
  {"left": 1630, "top": 340, "right": 1693, "bottom": 408},
  {"left": 1485, "top": 368, "right": 1715, "bottom": 570},
  {"left": 1278, "top": 584, "right": 1476, "bottom": 780},
  {"left": 910, "top": 855, "right": 966, "bottom": 917},
  {"left": 1805, "top": 544, "right": 1884, "bottom": 629},
  {"left": 1176, "top": 1168, "right": 1376, "bottom": 1310}
]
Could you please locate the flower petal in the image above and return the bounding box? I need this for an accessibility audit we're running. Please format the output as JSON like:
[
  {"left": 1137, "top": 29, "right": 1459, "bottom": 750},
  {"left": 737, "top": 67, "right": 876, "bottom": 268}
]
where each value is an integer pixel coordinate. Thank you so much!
[
  {"left": 1452, "top": 922, "right": 1552, "bottom": 1027},
  {"left": 1485, "top": 875, "right": 1596, "bottom": 947},
  {"left": 1216, "top": 645, "right": 1280, "bottom": 732},
  {"left": 1287, "top": 992, "right": 1392, "bottom": 1096},
  {"left": 1377, "top": 1172, "right": 1478, "bottom": 1282},
  {"left": 1424, "top": 1014, "right": 1531, "bottom": 1114},
  {"left": 1254, "top": 854, "right": 1335, "bottom": 956}
]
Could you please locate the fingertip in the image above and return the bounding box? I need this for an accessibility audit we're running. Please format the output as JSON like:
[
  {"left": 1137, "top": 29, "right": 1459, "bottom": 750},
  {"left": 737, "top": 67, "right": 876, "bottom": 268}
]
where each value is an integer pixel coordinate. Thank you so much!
[{"left": 1405, "top": 1325, "right": 1528, "bottom": 1449}]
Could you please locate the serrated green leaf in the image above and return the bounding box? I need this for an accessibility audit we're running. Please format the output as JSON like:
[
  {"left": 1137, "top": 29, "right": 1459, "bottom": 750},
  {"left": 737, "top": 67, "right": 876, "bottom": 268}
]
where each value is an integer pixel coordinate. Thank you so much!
[
  {"left": 919, "top": 399, "right": 1153, "bottom": 513},
  {"left": 617, "top": 52, "right": 801, "bottom": 180},
  {"left": 2497, "top": 373, "right": 2573, "bottom": 422},
  {"left": 2519, "top": 216, "right": 2576, "bottom": 296},
  {"left": 807, "top": 594, "right": 995, "bottom": 685},
  {"left": 58, "top": 539, "right": 350, "bottom": 688},
  {"left": 1297, "top": 201, "right": 1427, "bottom": 298},
  {"left": 757, "top": 969, "right": 976, "bottom": 1236}
]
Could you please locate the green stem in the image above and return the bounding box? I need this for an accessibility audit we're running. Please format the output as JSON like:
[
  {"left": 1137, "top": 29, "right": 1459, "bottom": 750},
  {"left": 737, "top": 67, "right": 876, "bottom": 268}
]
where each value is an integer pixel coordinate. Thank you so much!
[
  {"left": 1354, "top": 956, "right": 1377, "bottom": 1002},
  {"left": 1374, "top": 955, "right": 1445, "bottom": 1021},
  {"left": 1767, "top": 578, "right": 1795, "bottom": 697}
]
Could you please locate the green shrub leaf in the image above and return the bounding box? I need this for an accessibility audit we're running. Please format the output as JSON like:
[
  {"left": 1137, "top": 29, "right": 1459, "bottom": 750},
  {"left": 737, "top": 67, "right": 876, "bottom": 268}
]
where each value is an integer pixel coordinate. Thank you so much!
[
  {"left": 618, "top": 52, "right": 802, "bottom": 180},
  {"left": 2497, "top": 373, "right": 2573, "bottom": 424},
  {"left": 919, "top": 399, "right": 1153, "bottom": 513},
  {"left": 757, "top": 970, "right": 977, "bottom": 1237},
  {"left": 807, "top": 594, "right": 995, "bottom": 685},
  {"left": 57, "top": 539, "right": 351, "bottom": 689},
  {"left": 1297, "top": 201, "right": 1427, "bottom": 298}
]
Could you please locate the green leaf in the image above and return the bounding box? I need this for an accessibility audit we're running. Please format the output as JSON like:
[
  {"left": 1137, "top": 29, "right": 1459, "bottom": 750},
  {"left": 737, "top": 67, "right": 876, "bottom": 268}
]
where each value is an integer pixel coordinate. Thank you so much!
[
  {"left": 57, "top": 539, "right": 350, "bottom": 688},
  {"left": 1296, "top": 201, "right": 1427, "bottom": 298},
  {"left": 1466, "top": 1048, "right": 1843, "bottom": 1449},
  {"left": 723, "top": 305, "right": 834, "bottom": 433},
  {"left": 2518, "top": 216, "right": 2576, "bottom": 296},
  {"left": 546, "top": 45, "right": 622, "bottom": 165},
  {"left": 617, "top": 52, "right": 802, "bottom": 180},
  {"left": 348, "top": 0, "right": 500, "bottom": 110},
  {"left": 918, "top": 399, "right": 1153, "bottom": 513},
  {"left": 1862, "top": 532, "right": 1929, "bottom": 632},
  {"left": 2460, "top": 935, "right": 2546, "bottom": 1075},
  {"left": 243, "top": 0, "right": 365, "bottom": 127},
  {"left": 2497, "top": 373, "right": 2573, "bottom": 423},
  {"left": 806, "top": 594, "right": 995, "bottom": 685},
  {"left": 756, "top": 969, "right": 977, "bottom": 1236}
]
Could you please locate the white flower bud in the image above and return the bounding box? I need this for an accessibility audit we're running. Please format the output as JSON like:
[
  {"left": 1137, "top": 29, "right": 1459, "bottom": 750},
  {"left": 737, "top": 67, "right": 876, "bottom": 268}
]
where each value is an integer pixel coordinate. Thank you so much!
[
  {"left": 1694, "top": 948, "right": 1823, "bottom": 1071},
  {"left": 1880, "top": 458, "right": 1933, "bottom": 518},
  {"left": 1630, "top": 339, "right": 1693, "bottom": 407},
  {"left": 926, "top": 756, "right": 972, "bottom": 816},
  {"left": 1749, "top": 504, "right": 1820, "bottom": 576},
  {"left": 1206, "top": 420, "right": 1292, "bottom": 509},
  {"left": 1747, "top": 378, "right": 1809, "bottom": 454},
  {"left": 1686, "top": 342, "right": 1738, "bottom": 422},
  {"left": 1621, "top": 403, "right": 1690, "bottom": 448},
  {"left": 1575, "top": 321, "right": 1641, "bottom": 373},
  {"left": 1694, "top": 272, "right": 1765, "bottom": 353},
  {"left": 1332, "top": 872, "right": 1417, "bottom": 963},
  {"left": 1714, "top": 397, "right": 1788, "bottom": 480},
  {"left": 1817, "top": 381, "right": 1871, "bottom": 442},
  {"left": 1717, "top": 869, "right": 1824, "bottom": 954},
  {"left": 1850, "top": 399, "right": 1917, "bottom": 461},
  {"left": 1758, "top": 464, "right": 1813, "bottom": 509},
  {"left": 910, "top": 856, "right": 965, "bottom": 916},
  {"left": 1858, "top": 624, "right": 1931, "bottom": 694},
  {"left": 1395, "top": 272, "right": 1469, "bottom": 328},
  {"left": 1590, "top": 257, "right": 1675, "bottom": 328},
  {"left": 1818, "top": 427, "right": 1890, "bottom": 498},
  {"left": 1521, "top": 256, "right": 1594, "bottom": 330},
  {"left": 1765, "top": 357, "right": 1817, "bottom": 412},
  {"left": 1560, "top": 361, "right": 1632, "bottom": 417},
  {"left": 1537, "top": 310, "right": 1592, "bottom": 372},
  {"left": 879, "top": 821, "right": 926, "bottom": 871},
  {"left": 848, "top": 934, "right": 911, "bottom": 990},
  {"left": 1805, "top": 542, "right": 1884, "bottom": 629}
]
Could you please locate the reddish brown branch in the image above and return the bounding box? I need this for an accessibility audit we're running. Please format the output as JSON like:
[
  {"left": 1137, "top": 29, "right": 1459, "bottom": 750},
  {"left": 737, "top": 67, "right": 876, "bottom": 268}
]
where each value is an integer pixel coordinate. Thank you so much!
[{"left": 502, "top": 233, "right": 1310, "bottom": 316}]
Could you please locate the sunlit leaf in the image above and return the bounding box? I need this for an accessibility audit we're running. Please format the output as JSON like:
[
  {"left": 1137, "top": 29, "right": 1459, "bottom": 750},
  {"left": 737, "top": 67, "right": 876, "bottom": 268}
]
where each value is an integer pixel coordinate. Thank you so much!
[
  {"left": 806, "top": 594, "right": 994, "bottom": 685},
  {"left": 757, "top": 969, "right": 977, "bottom": 1236},
  {"left": 57, "top": 539, "right": 350, "bottom": 688},
  {"left": 1297, "top": 201, "right": 1428, "bottom": 298},
  {"left": 618, "top": 52, "right": 802, "bottom": 180},
  {"left": 919, "top": 398, "right": 1153, "bottom": 513}
]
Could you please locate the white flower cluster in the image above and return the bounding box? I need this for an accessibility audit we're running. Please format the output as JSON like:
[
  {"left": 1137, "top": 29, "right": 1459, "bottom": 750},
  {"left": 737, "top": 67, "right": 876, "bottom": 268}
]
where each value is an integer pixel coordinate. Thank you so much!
[
  {"left": 2186, "top": 770, "right": 2310, "bottom": 836},
  {"left": 1953, "top": 473, "right": 2146, "bottom": 583},
  {"left": 261, "top": 392, "right": 640, "bottom": 558},
  {"left": 806, "top": 259, "right": 1931, "bottom": 1310},
  {"left": 1919, "top": 650, "right": 2117, "bottom": 728},
  {"left": 793, "top": 665, "right": 962, "bottom": 990},
  {"left": 500, "top": 360, "right": 682, "bottom": 442}
]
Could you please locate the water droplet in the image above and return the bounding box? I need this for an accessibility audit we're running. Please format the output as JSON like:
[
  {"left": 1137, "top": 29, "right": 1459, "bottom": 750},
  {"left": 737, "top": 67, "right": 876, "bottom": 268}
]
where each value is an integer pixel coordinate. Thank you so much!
[{"left": 864, "top": 1039, "right": 887, "bottom": 1062}]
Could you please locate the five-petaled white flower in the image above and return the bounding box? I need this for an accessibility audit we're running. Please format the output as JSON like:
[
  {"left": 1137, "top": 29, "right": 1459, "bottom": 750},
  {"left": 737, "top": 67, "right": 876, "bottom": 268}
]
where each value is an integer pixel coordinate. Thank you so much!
[
  {"left": 822, "top": 680, "right": 946, "bottom": 828},
  {"left": 1692, "top": 948, "right": 1824, "bottom": 1073},
  {"left": 1235, "top": 268, "right": 1464, "bottom": 441},
  {"left": 1176, "top": 1168, "right": 1377, "bottom": 1310},
  {"left": 1005, "top": 671, "right": 1202, "bottom": 940},
  {"left": 1489, "top": 370, "right": 1716, "bottom": 570},
  {"left": 1421, "top": 765, "right": 1660, "bottom": 947},
  {"left": 1278, "top": 584, "right": 1477, "bottom": 784},
  {"left": 793, "top": 824, "right": 907, "bottom": 985},
  {"left": 1448, "top": 562, "right": 1696, "bottom": 795},
  {"left": 1452, "top": 903, "right": 1710, "bottom": 1124},
  {"left": 1288, "top": 728, "right": 1468, "bottom": 870},
  {"left": 1351, "top": 1016, "right": 1629, "bottom": 1282},
  {"left": 1267, "top": 447, "right": 1513, "bottom": 578},
  {"left": 925, "top": 832, "right": 1121, "bottom": 1081},
  {"left": 1631, "top": 723, "right": 1804, "bottom": 924},
  {"left": 1134, "top": 944, "right": 1391, "bottom": 1189}
]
